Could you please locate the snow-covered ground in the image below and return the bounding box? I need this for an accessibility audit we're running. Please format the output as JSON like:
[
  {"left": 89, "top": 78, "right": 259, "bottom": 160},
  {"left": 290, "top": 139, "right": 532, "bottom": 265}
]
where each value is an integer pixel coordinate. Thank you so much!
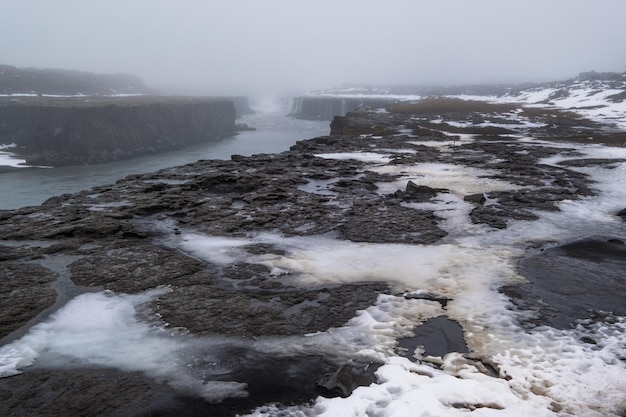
[
  {"left": 303, "top": 86, "right": 422, "bottom": 101},
  {"left": 307, "top": 77, "right": 626, "bottom": 131},
  {"left": 0, "top": 144, "right": 30, "bottom": 168},
  {"left": 449, "top": 79, "right": 626, "bottom": 130}
]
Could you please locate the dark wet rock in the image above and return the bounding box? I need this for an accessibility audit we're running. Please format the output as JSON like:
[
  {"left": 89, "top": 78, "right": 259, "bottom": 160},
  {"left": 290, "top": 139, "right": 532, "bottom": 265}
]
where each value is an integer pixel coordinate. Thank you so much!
[
  {"left": 556, "top": 158, "right": 626, "bottom": 168},
  {"left": 329, "top": 115, "right": 349, "bottom": 133},
  {"left": 468, "top": 206, "right": 510, "bottom": 229},
  {"left": 316, "top": 363, "right": 380, "bottom": 398},
  {"left": 156, "top": 281, "right": 388, "bottom": 337},
  {"left": 504, "top": 237, "right": 626, "bottom": 329},
  {"left": 317, "top": 365, "right": 358, "bottom": 397},
  {"left": 0, "top": 346, "right": 380, "bottom": 417},
  {"left": 210, "top": 354, "right": 378, "bottom": 416},
  {"left": 557, "top": 238, "right": 626, "bottom": 261},
  {"left": 464, "top": 193, "right": 487, "bottom": 205},
  {"left": 0, "top": 259, "right": 57, "bottom": 339},
  {"left": 0, "top": 368, "right": 164, "bottom": 417},
  {"left": 328, "top": 111, "right": 409, "bottom": 136},
  {"left": 396, "top": 316, "right": 469, "bottom": 359},
  {"left": 341, "top": 200, "right": 447, "bottom": 244},
  {"left": 403, "top": 292, "right": 450, "bottom": 309},
  {"left": 469, "top": 192, "right": 555, "bottom": 228},
  {"left": 186, "top": 171, "right": 263, "bottom": 193},
  {"left": 446, "top": 140, "right": 596, "bottom": 229},
  {"left": 114, "top": 349, "right": 378, "bottom": 417},
  {"left": 396, "top": 180, "right": 448, "bottom": 202},
  {"left": 68, "top": 241, "right": 208, "bottom": 293}
]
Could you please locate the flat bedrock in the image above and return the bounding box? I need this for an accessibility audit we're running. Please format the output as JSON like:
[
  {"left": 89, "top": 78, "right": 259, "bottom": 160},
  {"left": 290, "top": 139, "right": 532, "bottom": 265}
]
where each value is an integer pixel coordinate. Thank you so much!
[
  {"left": 1, "top": 101, "right": 625, "bottom": 416},
  {"left": 504, "top": 237, "right": 626, "bottom": 329}
]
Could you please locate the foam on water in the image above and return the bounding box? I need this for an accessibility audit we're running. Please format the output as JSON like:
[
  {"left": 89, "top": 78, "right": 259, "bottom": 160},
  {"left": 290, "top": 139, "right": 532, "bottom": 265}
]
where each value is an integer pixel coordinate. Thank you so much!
[
  {"left": 174, "top": 141, "right": 626, "bottom": 415},
  {"left": 174, "top": 229, "right": 624, "bottom": 416},
  {"left": 179, "top": 234, "right": 254, "bottom": 265},
  {"left": 536, "top": 145, "right": 626, "bottom": 235},
  {"left": 371, "top": 162, "right": 524, "bottom": 196},
  {"left": 242, "top": 142, "right": 626, "bottom": 416},
  {"left": 0, "top": 288, "right": 248, "bottom": 401}
]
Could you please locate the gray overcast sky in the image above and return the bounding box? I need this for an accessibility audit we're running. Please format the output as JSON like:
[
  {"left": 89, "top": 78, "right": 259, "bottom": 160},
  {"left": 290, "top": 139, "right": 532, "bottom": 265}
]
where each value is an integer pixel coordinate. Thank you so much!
[{"left": 1, "top": 0, "right": 625, "bottom": 96}]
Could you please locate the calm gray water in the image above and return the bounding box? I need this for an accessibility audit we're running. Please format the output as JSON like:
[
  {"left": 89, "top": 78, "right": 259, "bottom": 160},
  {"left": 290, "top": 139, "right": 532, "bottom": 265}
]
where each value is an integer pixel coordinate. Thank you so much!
[{"left": 0, "top": 111, "right": 329, "bottom": 210}]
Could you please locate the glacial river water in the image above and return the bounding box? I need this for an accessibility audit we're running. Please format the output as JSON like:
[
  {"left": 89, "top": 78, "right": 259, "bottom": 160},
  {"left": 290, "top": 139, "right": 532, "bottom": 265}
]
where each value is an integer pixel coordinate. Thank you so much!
[{"left": 0, "top": 110, "right": 329, "bottom": 210}]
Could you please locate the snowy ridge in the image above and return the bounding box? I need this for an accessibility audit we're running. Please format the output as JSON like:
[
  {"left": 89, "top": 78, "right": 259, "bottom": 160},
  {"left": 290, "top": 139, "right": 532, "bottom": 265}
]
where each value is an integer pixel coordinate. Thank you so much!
[
  {"left": 303, "top": 85, "right": 422, "bottom": 101},
  {"left": 306, "top": 73, "right": 626, "bottom": 130},
  {"left": 451, "top": 77, "right": 626, "bottom": 129}
]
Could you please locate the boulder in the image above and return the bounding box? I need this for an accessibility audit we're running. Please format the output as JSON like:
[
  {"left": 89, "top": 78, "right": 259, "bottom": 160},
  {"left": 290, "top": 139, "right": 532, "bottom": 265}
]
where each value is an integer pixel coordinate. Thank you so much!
[
  {"left": 316, "top": 363, "right": 379, "bottom": 398},
  {"left": 395, "top": 316, "right": 469, "bottom": 360},
  {"left": 317, "top": 365, "right": 358, "bottom": 398},
  {"left": 464, "top": 193, "right": 487, "bottom": 204},
  {"left": 399, "top": 180, "right": 447, "bottom": 202}
]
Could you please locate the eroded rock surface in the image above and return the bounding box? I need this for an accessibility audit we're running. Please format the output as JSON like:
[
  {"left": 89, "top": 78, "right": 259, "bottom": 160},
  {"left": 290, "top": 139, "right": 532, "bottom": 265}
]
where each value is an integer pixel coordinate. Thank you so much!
[
  {"left": 504, "top": 237, "right": 626, "bottom": 329},
  {"left": 1, "top": 100, "right": 624, "bottom": 416}
]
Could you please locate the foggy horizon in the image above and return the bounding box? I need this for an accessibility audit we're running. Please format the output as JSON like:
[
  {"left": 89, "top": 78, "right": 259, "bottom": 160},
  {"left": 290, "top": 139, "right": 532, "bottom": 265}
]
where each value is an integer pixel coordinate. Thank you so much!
[{"left": 1, "top": 0, "right": 625, "bottom": 97}]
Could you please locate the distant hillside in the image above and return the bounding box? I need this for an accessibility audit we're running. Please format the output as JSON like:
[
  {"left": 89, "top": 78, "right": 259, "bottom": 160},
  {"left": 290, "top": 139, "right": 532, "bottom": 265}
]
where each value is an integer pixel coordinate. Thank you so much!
[
  {"left": 291, "top": 70, "right": 626, "bottom": 124},
  {"left": 0, "top": 64, "right": 154, "bottom": 96}
]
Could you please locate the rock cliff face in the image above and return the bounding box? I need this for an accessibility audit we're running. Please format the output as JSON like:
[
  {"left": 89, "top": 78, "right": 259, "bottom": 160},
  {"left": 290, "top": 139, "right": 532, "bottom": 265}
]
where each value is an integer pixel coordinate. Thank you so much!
[
  {"left": 290, "top": 96, "right": 397, "bottom": 120},
  {"left": 229, "top": 96, "right": 254, "bottom": 117},
  {"left": 0, "top": 96, "right": 236, "bottom": 165}
]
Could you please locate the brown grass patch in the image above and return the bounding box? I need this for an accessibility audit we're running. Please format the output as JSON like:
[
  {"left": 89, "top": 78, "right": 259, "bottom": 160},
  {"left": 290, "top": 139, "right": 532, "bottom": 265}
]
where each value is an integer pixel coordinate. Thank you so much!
[
  {"left": 519, "top": 107, "right": 583, "bottom": 121},
  {"left": 388, "top": 98, "right": 517, "bottom": 115}
]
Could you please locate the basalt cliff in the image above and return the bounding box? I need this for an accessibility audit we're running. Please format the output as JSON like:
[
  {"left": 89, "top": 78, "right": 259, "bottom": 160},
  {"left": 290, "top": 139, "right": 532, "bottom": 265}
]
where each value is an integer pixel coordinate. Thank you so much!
[
  {"left": 0, "top": 96, "right": 237, "bottom": 166},
  {"left": 0, "top": 65, "right": 254, "bottom": 166}
]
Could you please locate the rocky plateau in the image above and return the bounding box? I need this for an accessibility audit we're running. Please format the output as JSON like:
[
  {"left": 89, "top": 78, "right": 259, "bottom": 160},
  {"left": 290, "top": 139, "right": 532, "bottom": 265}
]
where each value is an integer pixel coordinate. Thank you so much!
[{"left": 1, "top": 94, "right": 625, "bottom": 416}]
